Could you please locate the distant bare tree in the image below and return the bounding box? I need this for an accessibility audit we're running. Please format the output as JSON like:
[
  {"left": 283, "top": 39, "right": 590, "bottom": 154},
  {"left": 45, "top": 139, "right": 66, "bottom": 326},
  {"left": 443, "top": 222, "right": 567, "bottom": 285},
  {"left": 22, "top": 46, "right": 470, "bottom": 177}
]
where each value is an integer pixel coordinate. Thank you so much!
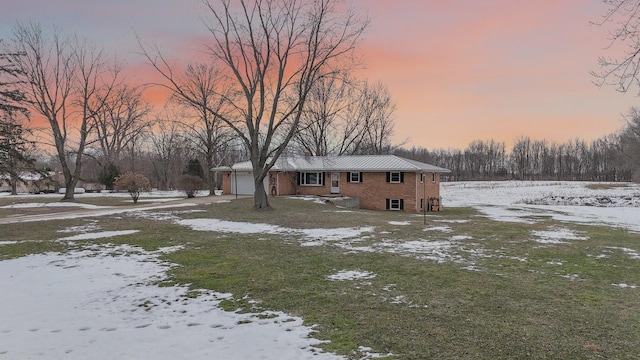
[
  {"left": 140, "top": 0, "right": 368, "bottom": 209},
  {"left": 147, "top": 111, "right": 195, "bottom": 190},
  {"left": 293, "top": 73, "right": 352, "bottom": 156},
  {"left": 89, "top": 84, "right": 152, "bottom": 167},
  {"left": 9, "top": 22, "right": 119, "bottom": 200},
  {"left": 173, "top": 63, "right": 234, "bottom": 194},
  {"left": 293, "top": 77, "right": 397, "bottom": 156},
  {"left": 353, "top": 80, "right": 397, "bottom": 155},
  {"left": 619, "top": 107, "right": 640, "bottom": 173}
]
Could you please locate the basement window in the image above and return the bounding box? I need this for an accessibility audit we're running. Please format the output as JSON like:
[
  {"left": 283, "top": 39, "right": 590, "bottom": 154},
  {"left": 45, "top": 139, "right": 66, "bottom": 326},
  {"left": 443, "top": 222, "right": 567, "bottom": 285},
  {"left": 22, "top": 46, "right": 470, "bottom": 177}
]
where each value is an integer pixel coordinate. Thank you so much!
[{"left": 386, "top": 198, "right": 404, "bottom": 211}]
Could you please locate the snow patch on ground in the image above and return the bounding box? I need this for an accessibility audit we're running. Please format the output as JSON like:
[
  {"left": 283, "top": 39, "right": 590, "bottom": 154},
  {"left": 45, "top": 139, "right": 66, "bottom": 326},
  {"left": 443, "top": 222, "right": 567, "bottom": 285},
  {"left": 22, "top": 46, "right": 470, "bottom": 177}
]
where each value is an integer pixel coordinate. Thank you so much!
[
  {"left": 606, "top": 247, "right": 640, "bottom": 260},
  {"left": 175, "top": 218, "right": 374, "bottom": 246},
  {"left": 450, "top": 235, "right": 472, "bottom": 241},
  {"left": 375, "top": 239, "right": 460, "bottom": 263},
  {"left": 0, "top": 244, "right": 344, "bottom": 359},
  {"left": 327, "top": 270, "right": 376, "bottom": 281},
  {"left": 388, "top": 221, "right": 410, "bottom": 226},
  {"left": 612, "top": 283, "right": 638, "bottom": 289},
  {"left": 57, "top": 230, "right": 140, "bottom": 241},
  {"left": 423, "top": 226, "right": 453, "bottom": 233},
  {"left": 57, "top": 221, "right": 101, "bottom": 233},
  {"left": 177, "top": 218, "right": 285, "bottom": 234},
  {"left": 0, "top": 202, "right": 108, "bottom": 210},
  {"left": 531, "top": 227, "right": 588, "bottom": 245},
  {"left": 299, "top": 227, "right": 374, "bottom": 246},
  {"left": 123, "top": 198, "right": 184, "bottom": 203},
  {"left": 434, "top": 219, "right": 470, "bottom": 224},
  {"left": 357, "top": 345, "right": 394, "bottom": 359},
  {"left": 287, "top": 196, "right": 327, "bottom": 205}
]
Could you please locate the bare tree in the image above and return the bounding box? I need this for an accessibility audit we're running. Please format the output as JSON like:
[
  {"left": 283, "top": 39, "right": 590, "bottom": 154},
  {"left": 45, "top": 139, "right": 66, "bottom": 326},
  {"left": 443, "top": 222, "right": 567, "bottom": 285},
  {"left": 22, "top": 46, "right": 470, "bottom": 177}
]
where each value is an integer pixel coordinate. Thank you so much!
[
  {"left": 9, "top": 22, "right": 119, "bottom": 200},
  {"left": 292, "top": 75, "right": 397, "bottom": 156},
  {"left": 592, "top": 0, "right": 640, "bottom": 93},
  {"left": 173, "top": 63, "right": 234, "bottom": 194},
  {"left": 292, "top": 73, "right": 352, "bottom": 155},
  {"left": 89, "top": 84, "right": 152, "bottom": 167},
  {"left": 140, "top": 0, "right": 367, "bottom": 209},
  {"left": 619, "top": 107, "right": 640, "bottom": 173},
  {"left": 353, "top": 80, "right": 397, "bottom": 155},
  {"left": 147, "top": 111, "right": 195, "bottom": 190}
]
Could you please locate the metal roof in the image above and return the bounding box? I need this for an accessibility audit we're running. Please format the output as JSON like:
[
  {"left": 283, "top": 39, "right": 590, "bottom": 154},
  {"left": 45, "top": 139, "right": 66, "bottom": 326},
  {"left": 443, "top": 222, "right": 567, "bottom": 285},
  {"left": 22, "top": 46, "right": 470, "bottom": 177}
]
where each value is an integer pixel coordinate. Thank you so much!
[{"left": 215, "top": 155, "right": 450, "bottom": 173}]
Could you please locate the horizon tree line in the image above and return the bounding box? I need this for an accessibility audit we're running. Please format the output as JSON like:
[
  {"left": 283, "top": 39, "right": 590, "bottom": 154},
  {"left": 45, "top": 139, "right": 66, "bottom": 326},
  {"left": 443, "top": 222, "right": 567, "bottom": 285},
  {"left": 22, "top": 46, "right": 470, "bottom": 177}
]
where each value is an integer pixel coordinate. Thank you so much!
[{"left": 394, "top": 115, "right": 640, "bottom": 183}]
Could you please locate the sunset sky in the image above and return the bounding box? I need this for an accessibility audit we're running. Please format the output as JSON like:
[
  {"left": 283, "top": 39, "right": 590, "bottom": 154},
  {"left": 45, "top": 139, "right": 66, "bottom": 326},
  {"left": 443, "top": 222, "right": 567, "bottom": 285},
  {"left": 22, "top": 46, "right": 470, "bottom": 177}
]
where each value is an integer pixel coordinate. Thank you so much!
[{"left": 1, "top": 0, "right": 637, "bottom": 150}]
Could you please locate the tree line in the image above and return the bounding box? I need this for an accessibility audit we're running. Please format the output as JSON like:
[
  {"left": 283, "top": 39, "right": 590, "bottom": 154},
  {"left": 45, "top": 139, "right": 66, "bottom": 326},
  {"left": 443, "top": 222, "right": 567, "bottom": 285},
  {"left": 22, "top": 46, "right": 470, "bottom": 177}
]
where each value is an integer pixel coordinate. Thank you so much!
[{"left": 395, "top": 118, "right": 640, "bottom": 182}]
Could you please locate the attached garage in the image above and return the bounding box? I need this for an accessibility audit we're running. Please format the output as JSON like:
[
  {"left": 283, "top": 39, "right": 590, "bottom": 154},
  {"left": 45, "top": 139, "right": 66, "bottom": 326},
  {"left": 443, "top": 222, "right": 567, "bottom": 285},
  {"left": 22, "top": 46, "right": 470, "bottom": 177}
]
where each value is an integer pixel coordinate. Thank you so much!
[{"left": 231, "top": 171, "right": 268, "bottom": 195}]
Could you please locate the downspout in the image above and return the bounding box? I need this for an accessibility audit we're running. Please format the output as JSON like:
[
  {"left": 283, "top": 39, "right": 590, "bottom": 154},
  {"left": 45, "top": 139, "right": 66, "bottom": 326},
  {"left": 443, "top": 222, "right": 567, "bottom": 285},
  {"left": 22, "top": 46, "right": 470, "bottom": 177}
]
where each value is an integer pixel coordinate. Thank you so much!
[
  {"left": 423, "top": 172, "right": 427, "bottom": 225},
  {"left": 233, "top": 168, "right": 238, "bottom": 200}
]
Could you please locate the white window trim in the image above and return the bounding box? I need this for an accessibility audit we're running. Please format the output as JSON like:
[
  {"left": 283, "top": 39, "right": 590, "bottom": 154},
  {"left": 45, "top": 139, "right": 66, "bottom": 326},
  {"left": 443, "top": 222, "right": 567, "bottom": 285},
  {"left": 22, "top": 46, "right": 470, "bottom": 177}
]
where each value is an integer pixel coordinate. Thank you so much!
[
  {"left": 389, "top": 199, "right": 402, "bottom": 210},
  {"left": 349, "top": 172, "right": 361, "bottom": 183},
  {"left": 389, "top": 172, "right": 401, "bottom": 183},
  {"left": 300, "top": 172, "right": 323, "bottom": 186}
]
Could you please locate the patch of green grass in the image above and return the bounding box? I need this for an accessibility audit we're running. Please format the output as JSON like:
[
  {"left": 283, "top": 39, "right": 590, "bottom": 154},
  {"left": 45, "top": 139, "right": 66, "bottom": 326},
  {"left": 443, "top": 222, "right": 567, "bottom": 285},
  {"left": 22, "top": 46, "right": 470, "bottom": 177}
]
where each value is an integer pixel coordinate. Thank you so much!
[{"left": 2, "top": 196, "right": 640, "bottom": 358}]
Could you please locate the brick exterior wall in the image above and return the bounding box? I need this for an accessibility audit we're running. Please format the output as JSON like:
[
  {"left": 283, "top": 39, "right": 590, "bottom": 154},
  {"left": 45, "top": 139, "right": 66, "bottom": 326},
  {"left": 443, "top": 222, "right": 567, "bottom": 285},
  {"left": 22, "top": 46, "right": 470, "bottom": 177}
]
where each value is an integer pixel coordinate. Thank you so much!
[
  {"left": 221, "top": 172, "right": 232, "bottom": 195},
  {"left": 273, "top": 172, "right": 297, "bottom": 196},
  {"left": 219, "top": 170, "right": 442, "bottom": 212}
]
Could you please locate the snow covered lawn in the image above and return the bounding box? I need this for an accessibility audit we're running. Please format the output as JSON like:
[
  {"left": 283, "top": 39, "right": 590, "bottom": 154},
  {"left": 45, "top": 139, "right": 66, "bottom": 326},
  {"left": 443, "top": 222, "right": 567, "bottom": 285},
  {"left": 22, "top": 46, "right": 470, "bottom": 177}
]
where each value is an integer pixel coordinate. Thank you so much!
[
  {"left": 0, "top": 243, "right": 338, "bottom": 359},
  {"left": 442, "top": 180, "right": 640, "bottom": 232},
  {"left": 1, "top": 181, "right": 640, "bottom": 359}
]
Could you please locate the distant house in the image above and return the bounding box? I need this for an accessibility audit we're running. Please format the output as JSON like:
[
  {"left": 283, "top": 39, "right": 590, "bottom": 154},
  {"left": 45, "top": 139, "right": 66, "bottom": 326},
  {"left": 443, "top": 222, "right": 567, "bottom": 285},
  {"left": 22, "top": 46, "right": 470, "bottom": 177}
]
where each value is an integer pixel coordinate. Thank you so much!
[
  {"left": 213, "top": 155, "right": 450, "bottom": 212},
  {"left": 0, "top": 172, "right": 58, "bottom": 194}
]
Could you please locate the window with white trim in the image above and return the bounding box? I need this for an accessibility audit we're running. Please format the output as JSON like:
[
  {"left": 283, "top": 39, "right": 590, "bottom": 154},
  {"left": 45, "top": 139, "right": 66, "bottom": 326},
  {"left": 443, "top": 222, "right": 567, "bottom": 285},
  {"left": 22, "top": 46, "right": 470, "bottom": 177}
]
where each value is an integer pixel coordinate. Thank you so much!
[
  {"left": 432, "top": 172, "right": 436, "bottom": 182},
  {"left": 299, "top": 172, "right": 324, "bottom": 186},
  {"left": 387, "top": 171, "right": 403, "bottom": 183},
  {"left": 348, "top": 172, "right": 361, "bottom": 183},
  {"left": 386, "top": 198, "right": 404, "bottom": 211}
]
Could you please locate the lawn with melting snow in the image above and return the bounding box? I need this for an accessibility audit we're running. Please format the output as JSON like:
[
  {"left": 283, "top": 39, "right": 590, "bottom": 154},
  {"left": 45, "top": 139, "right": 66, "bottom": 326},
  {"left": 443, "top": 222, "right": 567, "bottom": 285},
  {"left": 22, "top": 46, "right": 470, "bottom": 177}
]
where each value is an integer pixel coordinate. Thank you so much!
[{"left": 1, "top": 182, "right": 640, "bottom": 359}]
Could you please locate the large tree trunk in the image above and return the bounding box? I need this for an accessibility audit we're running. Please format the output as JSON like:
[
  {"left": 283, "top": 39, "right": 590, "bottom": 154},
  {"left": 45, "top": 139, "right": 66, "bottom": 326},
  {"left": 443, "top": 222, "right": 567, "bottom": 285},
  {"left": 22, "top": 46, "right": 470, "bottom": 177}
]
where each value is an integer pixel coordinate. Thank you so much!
[
  {"left": 10, "top": 178, "right": 18, "bottom": 195},
  {"left": 252, "top": 167, "right": 270, "bottom": 209},
  {"left": 63, "top": 177, "right": 79, "bottom": 201},
  {"left": 59, "top": 154, "right": 76, "bottom": 201},
  {"left": 253, "top": 182, "right": 270, "bottom": 209}
]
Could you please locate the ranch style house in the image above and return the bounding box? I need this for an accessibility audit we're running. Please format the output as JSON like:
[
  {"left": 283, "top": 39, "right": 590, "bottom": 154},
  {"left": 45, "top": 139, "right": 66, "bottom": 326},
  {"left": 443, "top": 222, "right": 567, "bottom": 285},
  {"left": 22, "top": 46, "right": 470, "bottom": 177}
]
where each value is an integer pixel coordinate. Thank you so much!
[{"left": 214, "top": 155, "right": 450, "bottom": 212}]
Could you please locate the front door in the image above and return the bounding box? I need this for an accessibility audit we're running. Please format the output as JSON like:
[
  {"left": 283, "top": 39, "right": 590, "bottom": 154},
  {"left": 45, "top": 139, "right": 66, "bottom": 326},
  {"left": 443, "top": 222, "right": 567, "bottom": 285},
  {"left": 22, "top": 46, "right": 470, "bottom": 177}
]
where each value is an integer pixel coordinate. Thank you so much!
[{"left": 330, "top": 172, "right": 340, "bottom": 194}]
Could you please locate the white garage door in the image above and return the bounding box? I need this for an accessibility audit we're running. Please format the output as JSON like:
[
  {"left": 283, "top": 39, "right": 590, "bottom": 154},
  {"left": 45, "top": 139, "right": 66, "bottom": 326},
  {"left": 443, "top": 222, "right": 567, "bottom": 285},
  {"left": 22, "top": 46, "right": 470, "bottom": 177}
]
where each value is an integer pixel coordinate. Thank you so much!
[{"left": 231, "top": 172, "right": 268, "bottom": 195}]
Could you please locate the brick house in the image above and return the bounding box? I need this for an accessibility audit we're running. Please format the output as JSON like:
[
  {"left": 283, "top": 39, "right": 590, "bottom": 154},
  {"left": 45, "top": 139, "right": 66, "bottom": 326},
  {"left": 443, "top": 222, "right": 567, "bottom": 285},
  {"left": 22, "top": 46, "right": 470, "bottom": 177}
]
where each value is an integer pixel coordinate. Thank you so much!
[{"left": 214, "top": 155, "right": 450, "bottom": 212}]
